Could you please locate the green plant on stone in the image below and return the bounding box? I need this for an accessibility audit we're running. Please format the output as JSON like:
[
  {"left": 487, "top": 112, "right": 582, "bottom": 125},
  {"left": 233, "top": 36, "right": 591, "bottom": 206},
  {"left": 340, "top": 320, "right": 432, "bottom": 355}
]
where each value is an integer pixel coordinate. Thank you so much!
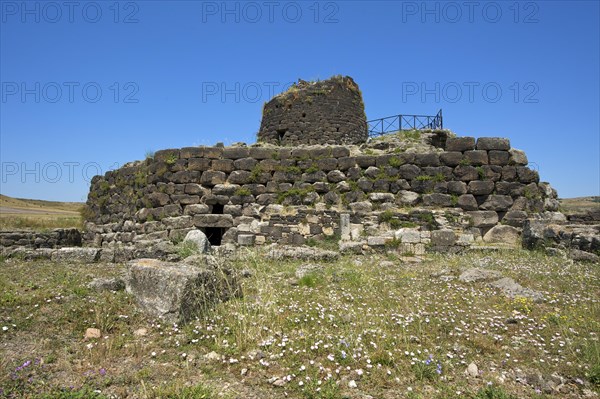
[
  {"left": 304, "top": 164, "right": 320, "bottom": 174},
  {"left": 388, "top": 156, "right": 404, "bottom": 168},
  {"left": 459, "top": 158, "right": 471, "bottom": 166},
  {"left": 476, "top": 166, "right": 486, "bottom": 180},
  {"left": 451, "top": 194, "right": 459, "bottom": 206},
  {"left": 235, "top": 187, "right": 252, "bottom": 197},
  {"left": 176, "top": 240, "right": 198, "bottom": 259},
  {"left": 282, "top": 165, "right": 302, "bottom": 174},
  {"left": 144, "top": 150, "right": 155, "bottom": 160},
  {"left": 433, "top": 172, "right": 446, "bottom": 182},
  {"left": 165, "top": 153, "right": 178, "bottom": 165},
  {"left": 249, "top": 165, "right": 264, "bottom": 183}
]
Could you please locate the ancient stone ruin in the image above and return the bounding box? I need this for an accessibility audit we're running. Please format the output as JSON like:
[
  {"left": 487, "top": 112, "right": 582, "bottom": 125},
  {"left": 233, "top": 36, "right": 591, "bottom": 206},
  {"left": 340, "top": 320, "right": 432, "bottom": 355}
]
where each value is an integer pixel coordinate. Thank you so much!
[
  {"left": 1, "top": 75, "right": 597, "bottom": 263},
  {"left": 258, "top": 76, "right": 368, "bottom": 146}
]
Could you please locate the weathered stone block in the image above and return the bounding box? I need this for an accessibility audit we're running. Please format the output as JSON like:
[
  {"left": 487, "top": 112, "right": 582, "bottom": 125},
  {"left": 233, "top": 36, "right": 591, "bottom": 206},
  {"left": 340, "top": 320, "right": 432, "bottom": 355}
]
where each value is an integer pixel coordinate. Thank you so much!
[
  {"left": 180, "top": 147, "right": 203, "bottom": 159},
  {"left": 467, "top": 211, "right": 499, "bottom": 227},
  {"left": 184, "top": 183, "right": 206, "bottom": 195},
  {"left": 337, "top": 157, "right": 357, "bottom": 171},
  {"left": 227, "top": 170, "right": 252, "bottom": 184},
  {"left": 483, "top": 225, "right": 520, "bottom": 245},
  {"left": 468, "top": 180, "right": 495, "bottom": 195},
  {"left": 222, "top": 147, "right": 249, "bottom": 159},
  {"left": 479, "top": 195, "right": 513, "bottom": 211},
  {"left": 188, "top": 158, "right": 212, "bottom": 171},
  {"left": 489, "top": 150, "right": 510, "bottom": 166},
  {"left": 423, "top": 193, "right": 453, "bottom": 207},
  {"left": 349, "top": 201, "right": 373, "bottom": 214},
  {"left": 149, "top": 192, "right": 170, "bottom": 207},
  {"left": 414, "top": 153, "right": 440, "bottom": 167},
  {"left": 52, "top": 247, "right": 100, "bottom": 263},
  {"left": 125, "top": 258, "right": 239, "bottom": 323},
  {"left": 447, "top": 181, "right": 467, "bottom": 195},
  {"left": 317, "top": 158, "right": 338, "bottom": 171},
  {"left": 154, "top": 149, "right": 180, "bottom": 163},
  {"left": 440, "top": 151, "right": 463, "bottom": 166},
  {"left": 203, "top": 147, "right": 223, "bottom": 159},
  {"left": 395, "top": 228, "right": 420, "bottom": 243},
  {"left": 212, "top": 184, "right": 239, "bottom": 196},
  {"left": 398, "top": 164, "right": 421, "bottom": 180},
  {"left": 446, "top": 137, "right": 475, "bottom": 152},
  {"left": 193, "top": 214, "right": 234, "bottom": 228},
  {"left": 184, "top": 204, "right": 210, "bottom": 215},
  {"left": 453, "top": 165, "right": 479, "bottom": 181},
  {"left": 509, "top": 148, "right": 528, "bottom": 165},
  {"left": 237, "top": 234, "right": 255, "bottom": 246},
  {"left": 212, "top": 159, "right": 234, "bottom": 173},
  {"left": 233, "top": 157, "right": 258, "bottom": 170},
  {"left": 200, "top": 170, "right": 227, "bottom": 185},
  {"left": 356, "top": 155, "right": 376, "bottom": 167},
  {"left": 517, "top": 167, "right": 539, "bottom": 184},
  {"left": 464, "top": 150, "right": 488, "bottom": 165},
  {"left": 248, "top": 147, "right": 275, "bottom": 159},
  {"left": 456, "top": 194, "right": 478, "bottom": 211},
  {"left": 431, "top": 229, "right": 456, "bottom": 246},
  {"left": 476, "top": 137, "right": 510, "bottom": 151}
]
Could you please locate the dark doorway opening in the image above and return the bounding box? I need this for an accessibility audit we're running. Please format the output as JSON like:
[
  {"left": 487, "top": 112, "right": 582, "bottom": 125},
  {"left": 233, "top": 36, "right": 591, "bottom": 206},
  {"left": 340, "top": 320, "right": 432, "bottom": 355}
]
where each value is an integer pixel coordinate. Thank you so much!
[
  {"left": 212, "top": 204, "right": 224, "bottom": 214},
  {"left": 204, "top": 227, "right": 224, "bottom": 246}
]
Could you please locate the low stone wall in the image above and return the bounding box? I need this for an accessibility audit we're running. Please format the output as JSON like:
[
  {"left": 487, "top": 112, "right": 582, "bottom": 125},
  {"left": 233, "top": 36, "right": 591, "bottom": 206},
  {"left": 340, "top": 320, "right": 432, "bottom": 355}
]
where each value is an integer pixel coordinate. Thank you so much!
[
  {"left": 82, "top": 135, "right": 558, "bottom": 252},
  {"left": 0, "top": 229, "right": 82, "bottom": 250}
]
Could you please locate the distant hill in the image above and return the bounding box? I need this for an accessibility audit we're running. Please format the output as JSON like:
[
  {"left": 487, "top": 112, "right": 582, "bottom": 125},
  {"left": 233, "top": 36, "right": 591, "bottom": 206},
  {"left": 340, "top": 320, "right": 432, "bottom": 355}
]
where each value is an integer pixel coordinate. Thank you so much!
[
  {"left": 0, "top": 195, "right": 83, "bottom": 230},
  {"left": 0, "top": 194, "right": 83, "bottom": 214}
]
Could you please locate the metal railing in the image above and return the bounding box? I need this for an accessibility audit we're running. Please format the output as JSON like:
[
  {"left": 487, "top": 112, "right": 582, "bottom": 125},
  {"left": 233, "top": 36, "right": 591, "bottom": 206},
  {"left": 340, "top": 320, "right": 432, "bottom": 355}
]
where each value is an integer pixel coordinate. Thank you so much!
[{"left": 367, "top": 109, "right": 443, "bottom": 137}]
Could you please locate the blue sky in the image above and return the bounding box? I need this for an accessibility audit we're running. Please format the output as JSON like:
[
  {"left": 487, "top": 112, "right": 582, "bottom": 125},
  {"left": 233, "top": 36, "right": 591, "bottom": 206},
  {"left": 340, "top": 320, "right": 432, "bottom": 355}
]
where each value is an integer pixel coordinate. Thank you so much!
[{"left": 1, "top": 0, "right": 599, "bottom": 202}]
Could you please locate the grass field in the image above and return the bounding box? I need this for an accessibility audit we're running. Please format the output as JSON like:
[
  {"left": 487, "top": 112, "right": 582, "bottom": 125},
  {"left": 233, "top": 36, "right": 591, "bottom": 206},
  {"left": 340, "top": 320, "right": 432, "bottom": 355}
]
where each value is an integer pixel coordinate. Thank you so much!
[
  {"left": 0, "top": 249, "right": 598, "bottom": 398},
  {"left": 0, "top": 195, "right": 83, "bottom": 231}
]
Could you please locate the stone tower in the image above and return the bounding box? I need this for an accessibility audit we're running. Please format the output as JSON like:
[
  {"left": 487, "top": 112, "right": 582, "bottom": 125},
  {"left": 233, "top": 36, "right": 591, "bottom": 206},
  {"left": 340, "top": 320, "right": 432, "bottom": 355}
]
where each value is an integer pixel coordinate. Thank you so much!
[{"left": 258, "top": 75, "right": 368, "bottom": 146}]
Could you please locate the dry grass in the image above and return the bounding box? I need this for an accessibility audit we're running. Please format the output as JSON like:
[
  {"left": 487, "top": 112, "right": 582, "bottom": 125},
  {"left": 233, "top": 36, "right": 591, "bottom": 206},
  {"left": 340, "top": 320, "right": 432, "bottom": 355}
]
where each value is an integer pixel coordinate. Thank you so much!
[
  {"left": 0, "top": 249, "right": 598, "bottom": 398},
  {"left": 0, "top": 194, "right": 83, "bottom": 231}
]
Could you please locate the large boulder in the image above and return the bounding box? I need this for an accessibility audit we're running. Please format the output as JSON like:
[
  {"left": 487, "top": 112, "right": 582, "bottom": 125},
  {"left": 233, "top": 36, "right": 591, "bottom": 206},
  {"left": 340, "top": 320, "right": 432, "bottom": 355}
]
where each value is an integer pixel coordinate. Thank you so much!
[
  {"left": 51, "top": 247, "right": 100, "bottom": 263},
  {"left": 183, "top": 230, "right": 211, "bottom": 253},
  {"left": 125, "top": 258, "right": 240, "bottom": 323},
  {"left": 483, "top": 225, "right": 521, "bottom": 246}
]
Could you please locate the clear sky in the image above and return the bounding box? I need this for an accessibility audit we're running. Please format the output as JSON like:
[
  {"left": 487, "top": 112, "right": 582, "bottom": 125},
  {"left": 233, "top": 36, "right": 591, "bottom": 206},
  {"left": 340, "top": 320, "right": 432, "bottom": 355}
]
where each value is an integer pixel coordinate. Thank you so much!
[{"left": 1, "top": 0, "right": 599, "bottom": 202}]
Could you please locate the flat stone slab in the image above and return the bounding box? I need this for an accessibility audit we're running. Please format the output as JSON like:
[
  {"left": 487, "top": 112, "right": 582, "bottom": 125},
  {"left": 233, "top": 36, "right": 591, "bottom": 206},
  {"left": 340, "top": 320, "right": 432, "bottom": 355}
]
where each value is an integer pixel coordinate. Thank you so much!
[
  {"left": 51, "top": 247, "right": 100, "bottom": 263},
  {"left": 489, "top": 277, "right": 544, "bottom": 303},
  {"left": 459, "top": 267, "right": 503, "bottom": 283}
]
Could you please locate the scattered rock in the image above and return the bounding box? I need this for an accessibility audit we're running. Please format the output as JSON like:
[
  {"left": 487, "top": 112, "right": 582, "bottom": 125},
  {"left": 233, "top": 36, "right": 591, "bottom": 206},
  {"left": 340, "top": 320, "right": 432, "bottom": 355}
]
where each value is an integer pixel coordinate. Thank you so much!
[
  {"left": 348, "top": 379, "right": 358, "bottom": 388},
  {"left": 466, "top": 362, "right": 479, "bottom": 377},
  {"left": 569, "top": 249, "right": 599, "bottom": 263},
  {"left": 240, "top": 269, "right": 253, "bottom": 278},
  {"left": 84, "top": 328, "right": 101, "bottom": 339},
  {"left": 272, "top": 379, "right": 286, "bottom": 387},
  {"left": 459, "top": 268, "right": 503, "bottom": 283},
  {"left": 489, "top": 277, "right": 544, "bottom": 302},
  {"left": 483, "top": 225, "right": 521, "bottom": 245},
  {"left": 204, "top": 351, "right": 221, "bottom": 361},
  {"left": 133, "top": 328, "right": 147, "bottom": 337},
  {"left": 339, "top": 241, "right": 364, "bottom": 254},
  {"left": 183, "top": 230, "right": 211, "bottom": 254},
  {"left": 295, "top": 263, "right": 323, "bottom": 279},
  {"left": 125, "top": 258, "right": 240, "bottom": 324},
  {"left": 87, "top": 277, "right": 125, "bottom": 291}
]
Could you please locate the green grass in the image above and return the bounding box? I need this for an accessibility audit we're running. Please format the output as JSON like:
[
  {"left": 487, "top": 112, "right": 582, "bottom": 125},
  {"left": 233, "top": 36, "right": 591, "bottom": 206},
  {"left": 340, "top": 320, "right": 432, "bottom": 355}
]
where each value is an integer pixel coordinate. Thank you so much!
[{"left": 0, "top": 249, "right": 598, "bottom": 398}]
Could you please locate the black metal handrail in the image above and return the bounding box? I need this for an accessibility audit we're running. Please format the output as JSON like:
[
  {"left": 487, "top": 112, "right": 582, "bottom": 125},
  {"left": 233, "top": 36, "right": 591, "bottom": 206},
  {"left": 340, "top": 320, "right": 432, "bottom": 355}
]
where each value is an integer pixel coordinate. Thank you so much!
[{"left": 367, "top": 109, "right": 443, "bottom": 137}]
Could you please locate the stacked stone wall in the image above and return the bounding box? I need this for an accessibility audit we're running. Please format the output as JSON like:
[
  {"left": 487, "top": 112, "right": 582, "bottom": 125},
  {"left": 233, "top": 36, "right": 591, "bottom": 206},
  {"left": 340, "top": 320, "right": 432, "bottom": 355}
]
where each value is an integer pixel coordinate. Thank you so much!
[{"left": 83, "top": 136, "right": 558, "bottom": 253}]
